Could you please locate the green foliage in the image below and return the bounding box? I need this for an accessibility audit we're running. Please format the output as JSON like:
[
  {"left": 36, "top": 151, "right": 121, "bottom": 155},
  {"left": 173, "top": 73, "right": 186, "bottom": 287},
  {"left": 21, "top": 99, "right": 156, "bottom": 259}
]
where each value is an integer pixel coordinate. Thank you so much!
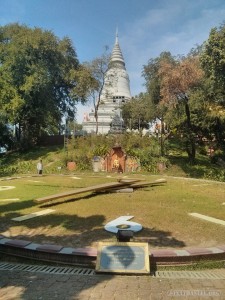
[
  {"left": 75, "top": 154, "right": 92, "bottom": 170},
  {"left": 0, "top": 112, "right": 14, "bottom": 150},
  {"left": 138, "top": 151, "right": 170, "bottom": 173},
  {"left": 0, "top": 145, "right": 64, "bottom": 176},
  {"left": 0, "top": 158, "right": 35, "bottom": 175},
  {"left": 92, "top": 144, "right": 109, "bottom": 157},
  {"left": 143, "top": 51, "right": 175, "bottom": 103},
  {"left": 0, "top": 164, "right": 18, "bottom": 176},
  {"left": 201, "top": 23, "right": 225, "bottom": 101},
  {"left": 0, "top": 23, "right": 88, "bottom": 150},
  {"left": 204, "top": 169, "right": 225, "bottom": 181},
  {"left": 113, "top": 134, "right": 169, "bottom": 173},
  {"left": 122, "top": 93, "right": 152, "bottom": 130},
  {"left": 1, "top": 134, "right": 225, "bottom": 181},
  {"left": 199, "top": 24, "right": 225, "bottom": 146}
]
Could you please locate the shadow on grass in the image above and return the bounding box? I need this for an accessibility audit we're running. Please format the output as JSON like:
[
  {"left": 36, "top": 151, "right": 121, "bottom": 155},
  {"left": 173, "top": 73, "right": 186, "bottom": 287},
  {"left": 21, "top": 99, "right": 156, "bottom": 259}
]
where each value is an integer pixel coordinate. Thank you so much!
[
  {"left": 0, "top": 207, "right": 185, "bottom": 249},
  {"left": 0, "top": 211, "right": 107, "bottom": 247},
  {"left": 167, "top": 155, "right": 211, "bottom": 178},
  {"left": 0, "top": 186, "right": 186, "bottom": 249},
  {"left": 0, "top": 199, "right": 36, "bottom": 213},
  {"left": 134, "top": 227, "right": 186, "bottom": 248},
  {"left": 39, "top": 193, "right": 100, "bottom": 208}
]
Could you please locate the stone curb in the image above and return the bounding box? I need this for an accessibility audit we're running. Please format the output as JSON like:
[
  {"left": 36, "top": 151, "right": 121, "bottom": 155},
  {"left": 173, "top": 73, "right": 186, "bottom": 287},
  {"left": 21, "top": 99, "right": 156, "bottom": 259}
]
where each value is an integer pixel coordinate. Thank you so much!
[{"left": 0, "top": 235, "right": 225, "bottom": 267}]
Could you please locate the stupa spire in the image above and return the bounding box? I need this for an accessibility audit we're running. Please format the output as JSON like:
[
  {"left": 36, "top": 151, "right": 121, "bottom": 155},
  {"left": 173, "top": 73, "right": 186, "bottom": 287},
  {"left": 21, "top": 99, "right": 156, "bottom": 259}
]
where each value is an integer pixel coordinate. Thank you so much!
[
  {"left": 115, "top": 27, "right": 119, "bottom": 44},
  {"left": 110, "top": 29, "right": 125, "bottom": 67}
]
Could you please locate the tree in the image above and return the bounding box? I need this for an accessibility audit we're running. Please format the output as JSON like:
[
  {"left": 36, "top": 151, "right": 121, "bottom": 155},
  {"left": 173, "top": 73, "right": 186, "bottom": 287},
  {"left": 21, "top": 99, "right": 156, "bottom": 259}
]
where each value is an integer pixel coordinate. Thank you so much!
[
  {"left": 201, "top": 23, "right": 225, "bottom": 102},
  {"left": 142, "top": 52, "right": 175, "bottom": 155},
  {"left": 158, "top": 55, "right": 204, "bottom": 163},
  {"left": 143, "top": 52, "right": 174, "bottom": 105},
  {"left": 200, "top": 23, "right": 225, "bottom": 147},
  {"left": 83, "top": 48, "right": 110, "bottom": 134},
  {"left": 0, "top": 112, "right": 13, "bottom": 150},
  {"left": 122, "top": 93, "right": 151, "bottom": 131},
  {"left": 186, "top": 76, "right": 225, "bottom": 150},
  {"left": 0, "top": 23, "right": 87, "bottom": 149}
]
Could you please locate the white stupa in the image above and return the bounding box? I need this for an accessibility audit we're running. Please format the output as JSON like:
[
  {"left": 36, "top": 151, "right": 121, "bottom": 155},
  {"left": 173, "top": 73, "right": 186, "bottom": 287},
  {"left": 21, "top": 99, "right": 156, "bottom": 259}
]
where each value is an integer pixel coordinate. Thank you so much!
[{"left": 82, "top": 32, "right": 132, "bottom": 134}]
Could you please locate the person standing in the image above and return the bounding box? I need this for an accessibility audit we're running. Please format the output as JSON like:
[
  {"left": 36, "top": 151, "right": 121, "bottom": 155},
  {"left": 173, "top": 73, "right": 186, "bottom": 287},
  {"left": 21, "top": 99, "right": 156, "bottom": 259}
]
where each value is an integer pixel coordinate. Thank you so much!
[{"left": 37, "top": 159, "right": 43, "bottom": 175}]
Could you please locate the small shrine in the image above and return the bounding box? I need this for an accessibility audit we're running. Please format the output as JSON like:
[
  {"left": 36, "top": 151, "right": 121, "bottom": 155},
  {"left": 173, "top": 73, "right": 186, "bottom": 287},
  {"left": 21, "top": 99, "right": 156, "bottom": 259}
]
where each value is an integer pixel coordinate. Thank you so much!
[
  {"left": 91, "top": 144, "right": 141, "bottom": 173},
  {"left": 105, "top": 144, "right": 126, "bottom": 173}
]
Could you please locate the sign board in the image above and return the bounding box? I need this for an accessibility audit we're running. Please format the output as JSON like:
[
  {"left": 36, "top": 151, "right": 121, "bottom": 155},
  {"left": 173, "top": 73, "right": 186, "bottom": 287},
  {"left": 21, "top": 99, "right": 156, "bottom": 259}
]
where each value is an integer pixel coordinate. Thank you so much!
[{"left": 96, "top": 242, "right": 150, "bottom": 274}]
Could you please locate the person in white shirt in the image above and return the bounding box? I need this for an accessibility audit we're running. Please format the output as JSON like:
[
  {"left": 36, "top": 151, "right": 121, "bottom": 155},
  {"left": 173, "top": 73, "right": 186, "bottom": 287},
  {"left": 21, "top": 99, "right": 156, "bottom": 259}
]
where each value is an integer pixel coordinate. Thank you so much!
[{"left": 37, "top": 159, "right": 43, "bottom": 175}]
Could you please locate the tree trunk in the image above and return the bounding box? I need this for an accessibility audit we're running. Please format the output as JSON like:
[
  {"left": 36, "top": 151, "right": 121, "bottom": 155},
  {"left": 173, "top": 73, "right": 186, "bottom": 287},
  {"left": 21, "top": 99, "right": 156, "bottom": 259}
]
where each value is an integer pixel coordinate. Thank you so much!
[
  {"left": 160, "top": 118, "right": 165, "bottom": 156},
  {"left": 215, "top": 117, "right": 224, "bottom": 147},
  {"left": 184, "top": 101, "right": 196, "bottom": 164},
  {"left": 185, "top": 137, "right": 196, "bottom": 164},
  {"left": 94, "top": 108, "right": 99, "bottom": 134}
]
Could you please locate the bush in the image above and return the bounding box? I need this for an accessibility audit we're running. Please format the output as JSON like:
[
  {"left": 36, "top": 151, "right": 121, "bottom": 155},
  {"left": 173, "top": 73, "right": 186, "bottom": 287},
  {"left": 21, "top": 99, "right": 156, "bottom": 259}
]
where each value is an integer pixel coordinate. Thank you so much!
[
  {"left": 60, "top": 134, "right": 170, "bottom": 173},
  {"left": 5, "top": 133, "right": 224, "bottom": 178},
  {"left": 204, "top": 169, "right": 225, "bottom": 181}
]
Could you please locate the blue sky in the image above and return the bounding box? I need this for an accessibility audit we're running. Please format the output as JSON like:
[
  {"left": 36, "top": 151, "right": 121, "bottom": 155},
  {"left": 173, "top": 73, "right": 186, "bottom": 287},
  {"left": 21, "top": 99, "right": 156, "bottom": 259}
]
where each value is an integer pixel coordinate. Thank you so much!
[{"left": 1, "top": 0, "right": 225, "bottom": 122}]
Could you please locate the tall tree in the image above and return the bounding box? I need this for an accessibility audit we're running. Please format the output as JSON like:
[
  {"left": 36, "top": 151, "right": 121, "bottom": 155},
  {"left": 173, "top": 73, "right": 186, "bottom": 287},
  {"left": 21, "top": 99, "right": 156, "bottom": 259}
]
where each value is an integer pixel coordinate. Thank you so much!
[
  {"left": 143, "top": 52, "right": 174, "bottom": 106},
  {"left": 201, "top": 23, "right": 225, "bottom": 102},
  {"left": 142, "top": 52, "right": 175, "bottom": 155},
  {"left": 0, "top": 23, "right": 86, "bottom": 149},
  {"left": 159, "top": 55, "right": 204, "bottom": 163},
  {"left": 83, "top": 48, "right": 110, "bottom": 134},
  {"left": 200, "top": 23, "right": 225, "bottom": 147}
]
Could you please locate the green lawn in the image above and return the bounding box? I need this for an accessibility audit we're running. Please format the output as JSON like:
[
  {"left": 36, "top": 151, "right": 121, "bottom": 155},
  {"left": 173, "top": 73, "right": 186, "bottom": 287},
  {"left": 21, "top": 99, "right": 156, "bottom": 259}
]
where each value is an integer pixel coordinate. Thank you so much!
[{"left": 0, "top": 173, "right": 224, "bottom": 249}]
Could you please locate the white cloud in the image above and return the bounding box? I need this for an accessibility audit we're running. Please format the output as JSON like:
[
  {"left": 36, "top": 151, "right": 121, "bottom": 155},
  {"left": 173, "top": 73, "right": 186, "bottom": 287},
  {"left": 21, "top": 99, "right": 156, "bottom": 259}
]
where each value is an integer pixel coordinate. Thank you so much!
[{"left": 118, "top": 2, "right": 225, "bottom": 96}]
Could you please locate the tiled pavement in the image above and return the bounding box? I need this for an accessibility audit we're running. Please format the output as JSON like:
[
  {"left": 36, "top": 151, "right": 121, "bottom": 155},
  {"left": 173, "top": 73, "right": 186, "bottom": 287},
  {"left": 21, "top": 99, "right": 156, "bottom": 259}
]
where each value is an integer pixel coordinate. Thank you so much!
[{"left": 0, "top": 268, "right": 225, "bottom": 300}]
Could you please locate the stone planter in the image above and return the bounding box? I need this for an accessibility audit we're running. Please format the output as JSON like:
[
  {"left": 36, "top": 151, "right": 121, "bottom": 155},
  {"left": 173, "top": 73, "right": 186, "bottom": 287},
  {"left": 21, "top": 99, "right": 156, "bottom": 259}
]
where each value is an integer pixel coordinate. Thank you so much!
[
  {"left": 67, "top": 161, "right": 76, "bottom": 171},
  {"left": 157, "top": 162, "right": 166, "bottom": 172},
  {"left": 92, "top": 156, "right": 101, "bottom": 172}
]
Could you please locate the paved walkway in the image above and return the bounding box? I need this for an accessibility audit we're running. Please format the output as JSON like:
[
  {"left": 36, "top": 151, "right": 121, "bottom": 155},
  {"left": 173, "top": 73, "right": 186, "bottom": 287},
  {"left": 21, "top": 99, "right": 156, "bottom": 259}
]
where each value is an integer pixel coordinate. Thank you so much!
[{"left": 1, "top": 268, "right": 225, "bottom": 299}]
